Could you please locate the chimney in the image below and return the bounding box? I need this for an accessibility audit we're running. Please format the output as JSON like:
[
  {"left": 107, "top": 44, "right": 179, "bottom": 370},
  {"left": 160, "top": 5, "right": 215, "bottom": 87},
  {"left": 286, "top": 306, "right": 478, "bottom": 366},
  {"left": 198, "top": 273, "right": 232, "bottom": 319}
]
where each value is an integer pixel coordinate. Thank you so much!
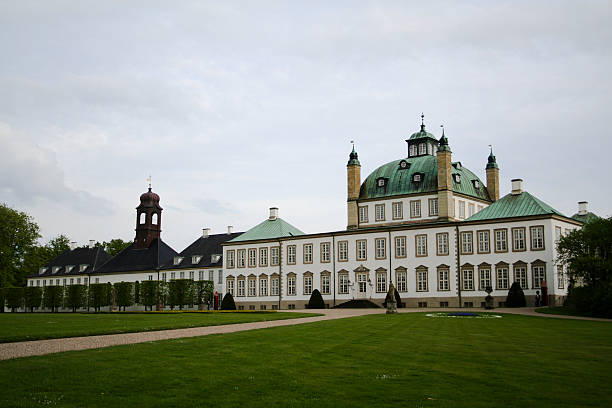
[
  {"left": 578, "top": 201, "right": 588, "bottom": 216},
  {"left": 227, "top": 225, "right": 234, "bottom": 234},
  {"left": 70, "top": 241, "right": 77, "bottom": 250},
  {"left": 89, "top": 240, "right": 95, "bottom": 248},
  {"left": 511, "top": 179, "right": 523, "bottom": 195},
  {"left": 269, "top": 207, "right": 279, "bottom": 220},
  {"left": 202, "top": 228, "right": 211, "bottom": 238}
]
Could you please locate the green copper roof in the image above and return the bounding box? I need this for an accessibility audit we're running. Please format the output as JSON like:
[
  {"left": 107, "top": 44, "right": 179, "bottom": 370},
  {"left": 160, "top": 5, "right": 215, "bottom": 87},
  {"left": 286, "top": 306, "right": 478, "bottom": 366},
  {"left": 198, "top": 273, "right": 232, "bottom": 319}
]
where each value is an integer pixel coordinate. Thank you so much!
[
  {"left": 347, "top": 146, "right": 360, "bottom": 166},
  {"left": 466, "top": 191, "right": 565, "bottom": 221},
  {"left": 408, "top": 129, "right": 438, "bottom": 142},
  {"left": 229, "top": 218, "right": 305, "bottom": 242},
  {"left": 359, "top": 156, "right": 490, "bottom": 201},
  {"left": 571, "top": 212, "right": 599, "bottom": 224}
]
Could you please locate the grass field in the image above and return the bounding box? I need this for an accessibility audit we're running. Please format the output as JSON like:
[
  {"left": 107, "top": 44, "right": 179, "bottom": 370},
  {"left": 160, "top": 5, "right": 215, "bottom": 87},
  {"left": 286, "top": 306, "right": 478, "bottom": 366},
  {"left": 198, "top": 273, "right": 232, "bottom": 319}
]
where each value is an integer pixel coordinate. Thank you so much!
[
  {"left": 0, "top": 312, "right": 610, "bottom": 407},
  {"left": 0, "top": 311, "right": 316, "bottom": 343}
]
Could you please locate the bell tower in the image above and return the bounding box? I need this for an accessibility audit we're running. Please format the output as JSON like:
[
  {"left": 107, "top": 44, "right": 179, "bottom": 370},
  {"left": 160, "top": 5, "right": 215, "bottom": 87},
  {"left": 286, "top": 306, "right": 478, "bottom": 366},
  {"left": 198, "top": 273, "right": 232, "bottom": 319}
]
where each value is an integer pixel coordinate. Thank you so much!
[
  {"left": 436, "top": 129, "right": 455, "bottom": 221},
  {"left": 347, "top": 144, "right": 361, "bottom": 230},
  {"left": 134, "top": 186, "right": 163, "bottom": 249},
  {"left": 486, "top": 148, "right": 500, "bottom": 201}
]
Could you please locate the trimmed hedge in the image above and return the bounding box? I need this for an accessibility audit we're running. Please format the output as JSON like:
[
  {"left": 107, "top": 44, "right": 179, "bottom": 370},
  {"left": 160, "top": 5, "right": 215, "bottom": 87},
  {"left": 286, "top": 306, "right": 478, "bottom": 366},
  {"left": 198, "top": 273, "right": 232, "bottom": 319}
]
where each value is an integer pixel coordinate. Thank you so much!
[
  {"left": 43, "top": 286, "right": 64, "bottom": 312},
  {"left": 66, "top": 284, "right": 87, "bottom": 312},
  {"left": 307, "top": 289, "right": 325, "bottom": 309},
  {"left": 506, "top": 282, "right": 526, "bottom": 307},
  {"left": 139, "top": 280, "right": 160, "bottom": 311},
  {"left": 6, "top": 287, "right": 24, "bottom": 312},
  {"left": 114, "top": 282, "right": 134, "bottom": 311},
  {"left": 221, "top": 293, "right": 236, "bottom": 310},
  {"left": 88, "top": 283, "right": 110, "bottom": 312},
  {"left": 24, "top": 286, "right": 43, "bottom": 312}
]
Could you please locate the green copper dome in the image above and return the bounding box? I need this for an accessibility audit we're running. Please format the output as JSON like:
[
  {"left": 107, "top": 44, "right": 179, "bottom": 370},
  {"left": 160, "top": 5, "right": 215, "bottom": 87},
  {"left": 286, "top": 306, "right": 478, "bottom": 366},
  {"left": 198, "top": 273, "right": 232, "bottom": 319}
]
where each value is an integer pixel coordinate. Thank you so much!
[{"left": 359, "top": 156, "right": 491, "bottom": 201}]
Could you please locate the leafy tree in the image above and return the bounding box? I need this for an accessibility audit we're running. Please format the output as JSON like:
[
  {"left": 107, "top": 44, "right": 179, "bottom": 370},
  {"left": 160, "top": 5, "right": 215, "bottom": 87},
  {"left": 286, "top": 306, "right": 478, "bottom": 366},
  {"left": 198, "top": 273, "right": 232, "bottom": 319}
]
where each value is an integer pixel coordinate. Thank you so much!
[
  {"left": 5, "top": 287, "right": 24, "bottom": 312},
  {"left": 0, "top": 203, "right": 40, "bottom": 288},
  {"left": 43, "top": 286, "right": 64, "bottom": 312},
  {"left": 134, "top": 281, "right": 140, "bottom": 304},
  {"left": 194, "top": 280, "right": 214, "bottom": 308},
  {"left": 114, "top": 282, "right": 134, "bottom": 311},
  {"left": 221, "top": 293, "right": 236, "bottom": 310},
  {"left": 24, "top": 286, "right": 43, "bottom": 312},
  {"left": 506, "top": 282, "right": 526, "bottom": 307},
  {"left": 307, "top": 289, "right": 325, "bottom": 309},
  {"left": 168, "top": 279, "right": 193, "bottom": 310},
  {"left": 21, "top": 235, "right": 71, "bottom": 280},
  {"left": 95, "top": 239, "right": 131, "bottom": 257},
  {"left": 140, "top": 280, "right": 159, "bottom": 311},
  {"left": 88, "top": 283, "right": 110, "bottom": 312},
  {"left": 66, "top": 285, "right": 87, "bottom": 312}
]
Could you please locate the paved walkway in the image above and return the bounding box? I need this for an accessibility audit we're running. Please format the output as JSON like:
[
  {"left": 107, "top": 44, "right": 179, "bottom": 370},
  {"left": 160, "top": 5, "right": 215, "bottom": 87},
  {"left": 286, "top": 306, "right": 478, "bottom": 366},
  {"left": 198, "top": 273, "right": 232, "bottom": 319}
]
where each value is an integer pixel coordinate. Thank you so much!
[{"left": 1, "top": 307, "right": 608, "bottom": 361}]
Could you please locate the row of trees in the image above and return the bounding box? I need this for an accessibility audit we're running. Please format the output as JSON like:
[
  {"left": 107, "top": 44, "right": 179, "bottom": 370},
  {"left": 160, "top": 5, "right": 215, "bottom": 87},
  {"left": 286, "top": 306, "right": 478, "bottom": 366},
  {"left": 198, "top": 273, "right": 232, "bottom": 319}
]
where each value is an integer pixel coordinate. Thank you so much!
[{"left": 1, "top": 279, "right": 215, "bottom": 312}]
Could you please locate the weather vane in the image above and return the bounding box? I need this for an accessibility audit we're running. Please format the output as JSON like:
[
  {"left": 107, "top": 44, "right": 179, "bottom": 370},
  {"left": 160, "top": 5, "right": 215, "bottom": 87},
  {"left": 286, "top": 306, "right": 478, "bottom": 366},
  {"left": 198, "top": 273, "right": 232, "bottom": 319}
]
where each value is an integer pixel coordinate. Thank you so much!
[
  {"left": 147, "top": 175, "right": 152, "bottom": 189},
  {"left": 421, "top": 113, "right": 424, "bottom": 126},
  {"left": 488, "top": 144, "right": 493, "bottom": 154}
]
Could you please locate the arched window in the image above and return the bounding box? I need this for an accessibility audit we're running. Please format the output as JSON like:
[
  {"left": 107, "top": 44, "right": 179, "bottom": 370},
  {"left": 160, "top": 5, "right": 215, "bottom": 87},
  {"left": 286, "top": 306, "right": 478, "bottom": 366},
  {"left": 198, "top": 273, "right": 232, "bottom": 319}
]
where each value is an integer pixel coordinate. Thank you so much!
[
  {"left": 152, "top": 213, "right": 158, "bottom": 225},
  {"left": 139, "top": 212, "right": 146, "bottom": 224}
]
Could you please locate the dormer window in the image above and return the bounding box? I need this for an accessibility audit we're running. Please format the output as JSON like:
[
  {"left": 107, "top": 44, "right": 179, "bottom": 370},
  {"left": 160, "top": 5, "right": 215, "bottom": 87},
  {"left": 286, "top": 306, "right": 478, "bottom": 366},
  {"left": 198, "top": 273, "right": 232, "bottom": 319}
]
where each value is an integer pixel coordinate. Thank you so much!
[
  {"left": 173, "top": 256, "right": 184, "bottom": 266},
  {"left": 399, "top": 160, "right": 410, "bottom": 170},
  {"left": 39, "top": 267, "right": 48, "bottom": 275},
  {"left": 52, "top": 266, "right": 60, "bottom": 274},
  {"left": 192, "top": 255, "right": 202, "bottom": 264},
  {"left": 454, "top": 174, "right": 461, "bottom": 183},
  {"left": 413, "top": 173, "right": 422, "bottom": 182},
  {"left": 472, "top": 180, "right": 479, "bottom": 189},
  {"left": 79, "top": 264, "right": 89, "bottom": 272},
  {"left": 453, "top": 162, "right": 462, "bottom": 170},
  {"left": 65, "top": 265, "right": 74, "bottom": 273},
  {"left": 409, "top": 145, "right": 417, "bottom": 157},
  {"left": 211, "top": 254, "right": 221, "bottom": 264},
  {"left": 418, "top": 143, "right": 426, "bottom": 155},
  {"left": 377, "top": 178, "right": 386, "bottom": 187}
]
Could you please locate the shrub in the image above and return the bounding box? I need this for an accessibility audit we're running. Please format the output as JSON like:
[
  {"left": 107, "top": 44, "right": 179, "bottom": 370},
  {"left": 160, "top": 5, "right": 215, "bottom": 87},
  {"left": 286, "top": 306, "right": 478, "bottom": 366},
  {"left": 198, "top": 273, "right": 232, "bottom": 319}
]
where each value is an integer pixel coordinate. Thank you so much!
[
  {"left": 194, "top": 280, "right": 214, "bottom": 308},
  {"left": 139, "top": 280, "right": 160, "bottom": 311},
  {"left": 506, "top": 282, "right": 526, "bottom": 307},
  {"left": 567, "top": 285, "right": 612, "bottom": 318},
  {"left": 24, "top": 286, "right": 43, "bottom": 312},
  {"left": 6, "top": 287, "right": 24, "bottom": 312},
  {"left": 43, "top": 286, "right": 64, "bottom": 312},
  {"left": 383, "top": 285, "right": 402, "bottom": 308},
  {"left": 65, "top": 285, "right": 87, "bottom": 312},
  {"left": 168, "top": 279, "right": 193, "bottom": 310},
  {"left": 307, "top": 289, "right": 325, "bottom": 309},
  {"left": 88, "top": 283, "right": 110, "bottom": 312},
  {"left": 221, "top": 292, "right": 236, "bottom": 310},
  {"left": 114, "top": 282, "right": 134, "bottom": 311}
]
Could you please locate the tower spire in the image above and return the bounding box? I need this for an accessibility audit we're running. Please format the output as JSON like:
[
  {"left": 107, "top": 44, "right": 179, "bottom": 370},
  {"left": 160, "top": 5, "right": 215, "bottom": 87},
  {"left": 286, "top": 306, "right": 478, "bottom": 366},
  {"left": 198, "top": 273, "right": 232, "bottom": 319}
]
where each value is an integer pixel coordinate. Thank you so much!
[
  {"left": 147, "top": 175, "right": 152, "bottom": 190},
  {"left": 420, "top": 113, "right": 425, "bottom": 132}
]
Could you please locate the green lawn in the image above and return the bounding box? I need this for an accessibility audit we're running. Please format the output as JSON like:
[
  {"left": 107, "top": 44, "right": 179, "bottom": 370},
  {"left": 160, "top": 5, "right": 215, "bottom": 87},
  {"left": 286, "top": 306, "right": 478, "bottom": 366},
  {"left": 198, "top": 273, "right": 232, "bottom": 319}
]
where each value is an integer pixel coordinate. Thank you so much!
[
  {"left": 1, "top": 313, "right": 611, "bottom": 407},
  {"left": 0, "top": 311, "right": 316, "bottom": 343}
]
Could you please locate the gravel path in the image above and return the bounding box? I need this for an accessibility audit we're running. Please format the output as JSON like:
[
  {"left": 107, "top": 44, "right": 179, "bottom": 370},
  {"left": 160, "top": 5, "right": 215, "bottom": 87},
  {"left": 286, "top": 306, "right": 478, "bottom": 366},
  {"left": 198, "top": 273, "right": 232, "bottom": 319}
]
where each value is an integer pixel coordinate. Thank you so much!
[{"left": 1, "top": 307, "right": 608, "bottom": 361}]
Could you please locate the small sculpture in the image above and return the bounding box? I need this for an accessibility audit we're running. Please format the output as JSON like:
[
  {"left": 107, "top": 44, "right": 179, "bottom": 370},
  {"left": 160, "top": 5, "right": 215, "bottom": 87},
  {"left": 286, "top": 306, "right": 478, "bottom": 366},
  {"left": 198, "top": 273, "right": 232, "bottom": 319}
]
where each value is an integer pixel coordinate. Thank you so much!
[
  {"left": 386, "top": 283, "right": 398, "bottom": 314},
  {"left": 484, "top": 285, "right": 494, "bottom": 310}
]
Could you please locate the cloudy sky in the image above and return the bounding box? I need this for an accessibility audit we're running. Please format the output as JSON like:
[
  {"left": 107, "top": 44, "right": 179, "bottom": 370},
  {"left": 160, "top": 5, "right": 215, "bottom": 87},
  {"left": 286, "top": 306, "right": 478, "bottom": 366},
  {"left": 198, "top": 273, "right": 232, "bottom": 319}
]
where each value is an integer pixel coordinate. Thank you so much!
[{"left": 1, "top": 0, "right": 610, "bottom": 251}]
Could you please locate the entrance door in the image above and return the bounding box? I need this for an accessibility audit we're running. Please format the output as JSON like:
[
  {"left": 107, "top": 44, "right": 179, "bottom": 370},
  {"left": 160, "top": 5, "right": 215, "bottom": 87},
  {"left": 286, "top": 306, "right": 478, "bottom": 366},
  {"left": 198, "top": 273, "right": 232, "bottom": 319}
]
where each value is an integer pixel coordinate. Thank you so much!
[{"left": 357, "top": 273, "right": 368, "bottom": 297}]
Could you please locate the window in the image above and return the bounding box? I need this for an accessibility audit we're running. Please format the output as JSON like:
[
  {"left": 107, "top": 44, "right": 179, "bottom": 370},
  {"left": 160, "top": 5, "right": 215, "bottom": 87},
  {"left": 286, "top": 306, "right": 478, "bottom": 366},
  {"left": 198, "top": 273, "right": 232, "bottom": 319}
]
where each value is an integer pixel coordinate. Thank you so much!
[
  {"left": 375, "top": 204, "right": 385, "bottom": 221},
  {"left": 227, "top": 250, "right": 235, "bottom": 268},
  {"left": 396, "top": 270, "right": 407, "bottom": 292},
  {"left": 376, "top": 271, "right": 387, "bottom": 293},
  {"left": 173, "top": 257, "right": 183, "bottom": 266},
  {"left": 377, "top": 178, "right": 386, "bottom": 187},
  {"left": 208, "top": 270, "right": 213, "bottom": 281},
  {"left": 248, "top": 278, "right": 256, "bottom": 296},
  {"left": 339, "top": 274, "right": 349, "bottom": 294},
  {"left": 555, "top": 226, "right": 562, "bottom": 243},
  {"left": 248, "top": 249, "right": 256, "bottom": 267},
  {"left": 472, "top": 180, "right": 480, "bottom": 189},
  {"left": 460, "top": 231, "right": 473, "bottom": 254},
  {"left": 395, "top": 236, "right": 406, "bottom": 258},
  {"left": 413, "top": 174, "right": 422, "bottom": 182},
  {"left": 533, "top": 265, "right": 545, "bottom": 289},
  {"left": 512, "top": 228, "right": 526, "bottom": 251},
  {"left": 259, "top": 277, "right": 268, "bottom": 296},
  {"left": 415, "top": 234, "right": 427, "bottom": 257},
  {"left": 356, "top": 240, "right": 367, "bottom": 261},
  {"left": 287, "top": 245, "right": 296, "bottom": 264},
  {"left": 477, "top": 230, "right": 490, "bottom": 253},
  {"left": 359, "top": 206, "right": 368, "bottom": 223},
  {"left": 454, "top": 174, "right": 461, "bottom": 183},
  {"left": 375, "top": 238, "right": 386, "bottom": 259},
  {"left": 304, "top": 275, "right": 313, "bottom": 295},
  {"left": 410, "top": 200, "right": 421, "bottom": 218},
  {"left": 218, "top": 270, "right": 223, "bottom": 284},
  {"left": 287, "top": 275, "right": 296, "bottom": 295},
  {"left": 557, "top": 265, "right": 564, "bottom": 289},
  {"left": 259, "top": 248, "right": 268, "bottom": 266},
  {"left": 320, "top": 242, "right": 331, "bottom": 263},
  {"left": 479, "top": 267, "right": 491, "bottom": 290},
  {"left": 197, "top": 271, "right": 203, "bottom": 281},
  {"left": 237, "top": 249, "right": 246, "bottom": 268},
  {"left": 303, "top": 244, "right": 313, "bottom": 264},
  {"left": 436, "top": 233, "right": 449, "bottom": 256},
  {"left": 321, "top": 273, "right": 331, "bottom": 295},
  {"left": 338, "top": 241, "right": 348, "bottom": 261},
  {"left": 462, "top": 268, "right": 474, "bottom": 291},
  {"left": 496, "top": 266, "right": 509, "bottom": 290},
  {"left": 416, "top": 268, "right": 428, "bottom": 292},
  {"left": 80, "top": 264, "right": 88, "bottom": 272},
  {"left": 77, "top": 277, "right": 82, "bottom": 284},
  {"left": 438, "top": 268, "right": 449, "bottom": 291},
  {"left": 514, "top": 265, "right": 528, "bottom": 289},
  {"left": 419, "top": 143, "right": 426, "bottom": 155},
  {"left": 62, "top": 278, "right": 66, "bottom": 286},
  {"left": 458, "top": 201, "right": 466, "bottom": 219},
  {"left": 190, "top": 271, "right": 195, "bottom": 280},
  {"left": 192, "top": 255, "right": 202, "bottom": 264},
  {"left": 392, "top": 202, "right": 403, "bottom": 220},
  {"left": 494, "top": 229, "right": 508, "bottom": 252},
  {"left": 410, "top": 145, "right": 417, "bottom": 157},
  {"left": 468, "top": 203, "right": 475, "bottom": 218},
  {"left": 70, "top": 278, "right": 74, "bottom": 285},
  {"left": 530, "top": 226, "right": 545, "bottom": 250},
  {"left": 429, "top": 198, "right": 438, "bottom": 216},
  {"left": 271, "top": 276, "right": 279, "bottom": 296},
  {"left": 237, "top": 279, "right": 245, "bottom": 297},
  {"left": 171, "top": 272, "right": 176, "bottom": 280},
  {"left": 271, "top": 247, "right": 280, "bottom": 266}
]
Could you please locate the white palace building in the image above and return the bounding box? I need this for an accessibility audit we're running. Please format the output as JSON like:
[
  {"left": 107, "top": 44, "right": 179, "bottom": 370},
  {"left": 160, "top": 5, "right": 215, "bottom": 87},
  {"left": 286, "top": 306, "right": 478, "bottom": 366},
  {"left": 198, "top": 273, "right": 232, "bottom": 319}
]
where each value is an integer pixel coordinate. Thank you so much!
[{"left": 27, "top": 118, "right": 588, "bottom": 310}]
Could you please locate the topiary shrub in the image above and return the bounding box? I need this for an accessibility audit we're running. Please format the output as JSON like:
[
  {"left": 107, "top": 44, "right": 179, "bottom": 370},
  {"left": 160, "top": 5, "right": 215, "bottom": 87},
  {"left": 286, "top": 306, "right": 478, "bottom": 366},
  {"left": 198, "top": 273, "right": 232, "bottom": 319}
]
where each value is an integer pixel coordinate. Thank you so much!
[
  {"left": 43, "top": 286, "right": 64, "bottom": 312},
  {"left": 383, "top": 286, "right": 402, "bottom": 308},
  {"left": 88, "top": 283, "right": 110, "bottom": 312},
  {"left": 221, "top": 292, "right": 236, "bottom": 310},
  {"left": 6, "top": 287, "right": 24, "bottom": 312},
  {"left": 307, "top": 289, "right": 325, "bottom": 309},
  {"left": 114, "top": 282, "right": 134, "bottom": 311},
  {"left": 506, "top": 282, "right": 526, "bottom": 307},
  {"left": 66, "top": 285, "right": 87, "bottom": 312},
  {"left": 24, "top": 286, "right": 43, "bottom": 312}
]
